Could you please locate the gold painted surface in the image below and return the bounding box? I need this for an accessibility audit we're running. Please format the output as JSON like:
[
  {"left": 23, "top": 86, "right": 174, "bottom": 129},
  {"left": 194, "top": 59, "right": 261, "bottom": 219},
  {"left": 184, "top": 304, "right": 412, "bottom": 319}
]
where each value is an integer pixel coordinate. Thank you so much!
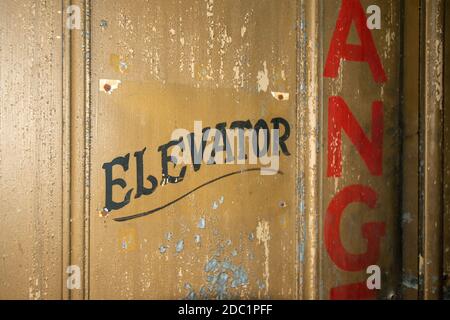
[
  {"left": 88, "top": 0, "right": 298, "bottom": 299},
  {"left": 0, "top": 0, "right": 448, "bottom": 301},
  {"left": 0, "top": 0, "right": 64, "bottom": 299}
]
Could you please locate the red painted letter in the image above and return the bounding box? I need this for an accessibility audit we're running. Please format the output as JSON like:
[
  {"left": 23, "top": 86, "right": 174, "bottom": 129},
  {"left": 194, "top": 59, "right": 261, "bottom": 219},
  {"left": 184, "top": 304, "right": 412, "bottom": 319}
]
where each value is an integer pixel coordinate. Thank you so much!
[
  {"left": 324, "top": 185, "right": 386, "bottom": 272},
  {"left": 324, "top": 0, "right": 387, "bottom": 83},
  {"left": 327, "top": 96, "right": 383, "bottom": 177}
]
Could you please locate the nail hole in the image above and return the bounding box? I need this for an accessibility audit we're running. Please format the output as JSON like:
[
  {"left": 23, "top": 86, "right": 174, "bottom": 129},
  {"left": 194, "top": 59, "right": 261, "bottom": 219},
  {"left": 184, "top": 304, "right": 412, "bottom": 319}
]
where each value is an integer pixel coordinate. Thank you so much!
[{"left": 388, "top": 293, "right": 396, "bottom": 300}]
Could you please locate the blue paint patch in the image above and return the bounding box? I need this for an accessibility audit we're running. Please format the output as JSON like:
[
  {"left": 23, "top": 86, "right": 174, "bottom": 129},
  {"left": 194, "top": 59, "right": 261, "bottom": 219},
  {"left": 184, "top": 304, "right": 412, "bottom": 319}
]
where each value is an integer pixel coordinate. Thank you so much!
[
  {"left": 207, "top": 274, "right": 217, "bottom": 283},
  {"left": 221, "top": 260, "right": 235, "bottom": 271},
  {"left": 257, "top": 280, "right": 266, "bottom": 290},
  {"left": 186, "top": 291, "right": 196, "bottom": 300},
  {"left": 231, "top": 250, "right": 238, "bottom": 257},
  {"left": 402, "top": 274, "right": 419, "bottom": 290},
  {"left": 176, "top": 240, "right": 184, "bottom": 253},
  {"left": 299, "top": 242, "right": 305, "bottom": 263},
  {"left": 231, "top": 267, "right": 248, "bottom": 288},
  {"left": 200, "top": 247, "right": 250, "bottom": 299},
  {"left": 198, "top": 218, "right": 206, "bottom": 229},
  {"left": 217, "top": 272, "right": 229, "bottom": 286},
  {"left": 159, "top": 245, "right": 167, "bottom": 254},
  {"left": 199, "top": 286, "right": 208, "bottom": 298},
  {"left": 184, "top": 283, "right": 196, "bottom": 300},
  {"left": 297, "top": 174, "right": 306, "bottom": 214},
  {"left": 205, "top": 258, "right": 219, "bottom": 273}
]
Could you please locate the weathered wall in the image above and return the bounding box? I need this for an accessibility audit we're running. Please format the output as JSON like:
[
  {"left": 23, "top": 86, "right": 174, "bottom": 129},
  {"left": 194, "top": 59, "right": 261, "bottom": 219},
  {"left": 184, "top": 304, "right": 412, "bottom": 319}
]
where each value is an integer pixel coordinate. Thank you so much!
[
  {"left": 0, "top": 0, "right": 64, "bottom": 299},
  {"left": 401, "top": 0, "right": 447, "bottom": 300},
  {"left": 0, "top": 0, "right": 449, "bottom": 300},
  {"left": 88, "top": 0, "right": 298, "bottom": 300},
  {"left": 296, "top": 0, "right": 402, "bottom": 300}
]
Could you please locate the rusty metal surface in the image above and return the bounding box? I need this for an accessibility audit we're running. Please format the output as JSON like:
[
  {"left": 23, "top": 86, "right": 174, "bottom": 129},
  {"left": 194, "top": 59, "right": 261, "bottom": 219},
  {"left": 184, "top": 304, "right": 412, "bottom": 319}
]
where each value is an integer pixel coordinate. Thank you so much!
[{"left": 0, "top": 0, "right": 64, "bottom": 299}]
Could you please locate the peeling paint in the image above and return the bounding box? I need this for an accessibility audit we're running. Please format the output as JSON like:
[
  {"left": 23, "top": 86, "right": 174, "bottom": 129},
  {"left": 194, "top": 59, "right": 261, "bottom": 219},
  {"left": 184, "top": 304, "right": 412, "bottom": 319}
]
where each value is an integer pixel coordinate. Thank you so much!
[
  {"left": 159, "top": 245, "right": 167, "bottom": 254},
  {"left": 402, "top": 212, "right": 413, "bottom": 225},
  {"left": 271, "top": 91, "right": 290, "bottom": 101},
  {"left": 198, "top": 217, "right": 206, "bottom": 229},
  {"left": 99, "top": 79, "right": 121, "bottom": 94},
  {"left": 402, "top": 274, "right": 419, "bottom": 290},
  {"left": 212, "top": 196, "right": 225, "bottom": 210},
  {"left": 257, "top": 61, "right": 269, "bottom": 92},
  {"left": 241, "top": 25, "right": 246, "bottom": 38},
  {"left": 176, "top": 240, "right": 185, "bottom": 253},
  {"left": 256, "top": 220, "right": 271, "bottom": 296}
]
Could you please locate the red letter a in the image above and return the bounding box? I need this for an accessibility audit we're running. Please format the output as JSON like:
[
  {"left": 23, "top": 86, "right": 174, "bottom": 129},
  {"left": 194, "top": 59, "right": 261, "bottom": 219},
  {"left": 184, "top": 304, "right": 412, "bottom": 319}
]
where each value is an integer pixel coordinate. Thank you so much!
[{"left": 324, "top": 0, "right": 387, "bottom": 83}]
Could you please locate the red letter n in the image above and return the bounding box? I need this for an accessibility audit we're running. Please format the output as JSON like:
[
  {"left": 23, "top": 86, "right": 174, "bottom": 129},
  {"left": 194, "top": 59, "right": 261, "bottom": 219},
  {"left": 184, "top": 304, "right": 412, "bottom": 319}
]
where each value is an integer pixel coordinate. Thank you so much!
[
  {"left": 327, "top": 97, "right": 383, "bottom": 177},
  {"left": 324, "top": 0, "right": 387, "bottom": 83}
]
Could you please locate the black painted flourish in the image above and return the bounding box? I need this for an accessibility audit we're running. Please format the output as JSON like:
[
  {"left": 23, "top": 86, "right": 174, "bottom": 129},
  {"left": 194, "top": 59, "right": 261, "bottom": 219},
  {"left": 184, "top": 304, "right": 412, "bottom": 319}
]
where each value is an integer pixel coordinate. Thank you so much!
[{"left": 113, "top": 168, "right": 283, "bottom": 222}]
